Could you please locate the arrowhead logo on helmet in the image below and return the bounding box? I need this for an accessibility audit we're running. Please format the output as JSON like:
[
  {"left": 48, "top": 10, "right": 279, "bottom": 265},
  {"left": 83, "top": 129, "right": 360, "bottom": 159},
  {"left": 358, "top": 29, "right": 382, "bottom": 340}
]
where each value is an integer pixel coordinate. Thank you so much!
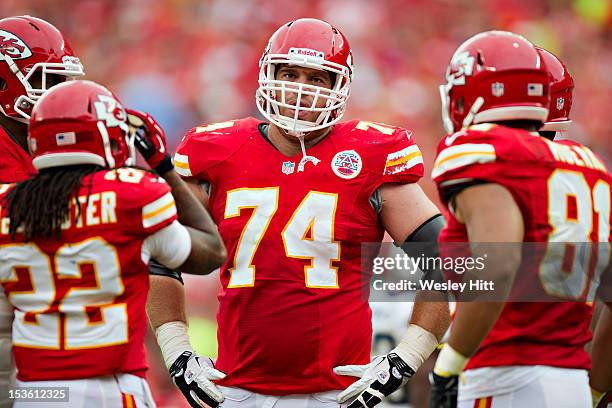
[
  {"left": 0, "top": 30, "right": 32, "bottom": 59},
  {"left": 447, "top": 51, "right": 475, "bottom": 87},
  {"left": 94, "top": 94, "right": 129, "bottom": 133}
]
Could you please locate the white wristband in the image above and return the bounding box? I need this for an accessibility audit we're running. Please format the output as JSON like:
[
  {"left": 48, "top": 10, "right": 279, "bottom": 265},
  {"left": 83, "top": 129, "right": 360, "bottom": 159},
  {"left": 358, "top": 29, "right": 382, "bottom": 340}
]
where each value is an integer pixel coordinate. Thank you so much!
[
  {"left": 433, "top": 343, "right": 468, "bottom": 376},
  {"left": 155, "top": 321, "right": 194, "bottom": 369},
  {"left": 394, "top": 324, "right": 439, "bottom": 372}
]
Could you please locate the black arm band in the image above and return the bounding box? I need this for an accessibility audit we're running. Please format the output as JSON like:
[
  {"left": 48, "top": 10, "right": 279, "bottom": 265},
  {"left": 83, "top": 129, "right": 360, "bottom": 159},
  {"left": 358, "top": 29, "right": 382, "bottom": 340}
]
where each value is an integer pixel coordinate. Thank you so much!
[
  {"left": 397, "top": 214, "right": 446, "bottom": 285},
  {"left": 154, "top": 154, "right": 175, "bottom": 176},
  {"left": 149, "top": 258, "right": 183, "bottom": 284}
]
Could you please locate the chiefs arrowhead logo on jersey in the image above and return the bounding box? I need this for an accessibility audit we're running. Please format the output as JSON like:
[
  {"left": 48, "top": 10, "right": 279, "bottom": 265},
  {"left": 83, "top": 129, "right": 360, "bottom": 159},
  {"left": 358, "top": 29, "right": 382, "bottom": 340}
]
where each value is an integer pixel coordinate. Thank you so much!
[
  {"left": 331, "top": 150, "right": 362, "bottom": 179},
  {"left": 0, "top": 30, "right": 32, "bottom": 60}
]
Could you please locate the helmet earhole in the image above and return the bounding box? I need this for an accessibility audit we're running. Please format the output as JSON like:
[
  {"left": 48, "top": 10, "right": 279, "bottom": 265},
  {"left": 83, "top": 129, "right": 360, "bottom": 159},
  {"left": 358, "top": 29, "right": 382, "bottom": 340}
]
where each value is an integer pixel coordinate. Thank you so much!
[
  {"left": 457, "top": 97, "right": 464, "bottom": 114},
  {"left": 0, "top": 79, "right": 7, "bottom": 91},
  {"left": 110, "top": 139, "right": 119, "bottom": 154},
  {"left": 477, "top": 52, "right": 484, "bottom": 68}
]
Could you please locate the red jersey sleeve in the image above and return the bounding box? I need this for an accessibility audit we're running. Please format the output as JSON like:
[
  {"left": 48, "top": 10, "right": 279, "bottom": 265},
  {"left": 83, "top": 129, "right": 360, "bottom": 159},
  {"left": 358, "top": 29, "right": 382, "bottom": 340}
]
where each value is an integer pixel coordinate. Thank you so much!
[
  {"left": 432, "top": 124, "right": 513, "bottom": 205},
  {"left": 359, "top": 121, "right": 424, "bottom": 187},
  {"left": 0, "top": 129, "right": 36, "bottom": 183},
  {"left": 107, "top": 169, "right": 177, "bottom": 237},
  {"left": 173, "top": 120, "right": 240, "bottom": 181}
]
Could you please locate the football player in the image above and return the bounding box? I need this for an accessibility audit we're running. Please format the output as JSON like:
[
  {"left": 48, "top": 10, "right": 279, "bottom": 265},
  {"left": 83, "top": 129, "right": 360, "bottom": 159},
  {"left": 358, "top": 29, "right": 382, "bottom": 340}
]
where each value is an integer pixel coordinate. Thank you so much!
[
  {"left": 148, "top": 18, "right": 451, "bottom": 408},
  {"left": 0, "top": 16, "right": 85, "bottom": 405},
  {"left": 429, "top": 32, "right": 611, "bottom": 407},
  {"left": 0, "top": 80, "right": 225, "bottom": 406}
]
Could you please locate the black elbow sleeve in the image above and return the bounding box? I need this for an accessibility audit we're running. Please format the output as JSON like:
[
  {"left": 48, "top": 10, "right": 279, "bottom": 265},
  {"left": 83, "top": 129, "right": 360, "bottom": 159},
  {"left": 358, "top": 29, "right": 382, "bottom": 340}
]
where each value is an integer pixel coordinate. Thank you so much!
[{"left": 398, "top": 214, "right": 446, "bottom": 285}]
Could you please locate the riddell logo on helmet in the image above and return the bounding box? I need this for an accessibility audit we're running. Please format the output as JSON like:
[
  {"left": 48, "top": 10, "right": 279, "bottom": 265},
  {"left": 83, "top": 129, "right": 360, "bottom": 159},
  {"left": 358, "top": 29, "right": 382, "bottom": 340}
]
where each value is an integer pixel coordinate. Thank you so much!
[
  {"left": 289, "top": 48, "right": 325, "bottom": 61},
  {"left": 0, "top": 30, "right": 32, "bottom": 60}
]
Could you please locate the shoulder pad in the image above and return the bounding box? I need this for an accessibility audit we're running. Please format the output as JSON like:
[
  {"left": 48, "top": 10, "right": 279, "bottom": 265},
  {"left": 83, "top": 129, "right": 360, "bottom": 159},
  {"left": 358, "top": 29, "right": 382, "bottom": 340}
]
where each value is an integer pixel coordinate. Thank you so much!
[
  {"left": 352, "top": 121, "right": 424, "bottom": 183},
  {"left": 101, "top": 168, "right": 176, "bottom": 236},
  {"left": 174, "top": 119, "right": 254, "bottom": 179},
  {"left": 432, "top": 124, "right": 518, "bottom": 181}
]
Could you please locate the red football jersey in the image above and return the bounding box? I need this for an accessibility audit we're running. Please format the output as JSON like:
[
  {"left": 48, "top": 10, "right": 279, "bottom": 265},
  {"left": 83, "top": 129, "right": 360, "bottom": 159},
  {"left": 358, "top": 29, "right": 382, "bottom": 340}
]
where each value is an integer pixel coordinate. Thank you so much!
[
  {"left": 0, "top": 127, "right": 36, "bottom": 182},
  {"left": 0, "top": 168, "right": 177, "bottom": 381},
  {"left": 432, "top": 123, "right": 611, "bottom": 371},
  {"left": 174, "top": 117, "right": 424, "bottom": 395}
]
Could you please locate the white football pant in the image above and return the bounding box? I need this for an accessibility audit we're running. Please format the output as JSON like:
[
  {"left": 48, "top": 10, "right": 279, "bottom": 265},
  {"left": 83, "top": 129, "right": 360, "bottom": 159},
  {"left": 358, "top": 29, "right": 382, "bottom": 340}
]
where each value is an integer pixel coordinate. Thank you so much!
[
  {"left": 218, "top": 387, "right": 350, "bottom": 408},
  {"left": 458, "top": 366, "right": 590, "bottom": 408},
  {"left": 13, "top": 373, "right": 155, "bottom": 408}
]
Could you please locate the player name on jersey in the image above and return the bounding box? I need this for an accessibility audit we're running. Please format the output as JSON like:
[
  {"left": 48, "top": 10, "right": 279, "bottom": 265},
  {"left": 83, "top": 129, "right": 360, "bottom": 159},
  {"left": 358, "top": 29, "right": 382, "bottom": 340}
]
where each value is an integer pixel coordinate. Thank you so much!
[
  {"left": 0, "top": 190, "right": 117, "bottom": 235},
  {"left": 544, "top": 139, "right": 606, "bottom": 172}
]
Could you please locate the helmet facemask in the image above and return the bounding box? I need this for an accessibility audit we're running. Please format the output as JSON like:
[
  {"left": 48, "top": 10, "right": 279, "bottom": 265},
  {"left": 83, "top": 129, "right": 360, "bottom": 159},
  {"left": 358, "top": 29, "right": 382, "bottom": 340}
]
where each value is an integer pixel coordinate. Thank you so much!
[
  {"left": 256, "top": 48, "right": 351, "bottom": 136},
  {"left": 3, "top": 53, "right": 84, "bottom": 122},
  {"left": 11, "top": 55, "right": 85, "bottom": 123}
]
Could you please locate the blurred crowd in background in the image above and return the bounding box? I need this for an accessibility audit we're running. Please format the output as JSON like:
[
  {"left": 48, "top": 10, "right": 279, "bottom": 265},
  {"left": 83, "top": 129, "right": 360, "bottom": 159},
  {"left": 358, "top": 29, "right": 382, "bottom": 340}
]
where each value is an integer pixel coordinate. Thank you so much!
[{"left": 1, "top": 0, "right": 610, "bottom": 406}]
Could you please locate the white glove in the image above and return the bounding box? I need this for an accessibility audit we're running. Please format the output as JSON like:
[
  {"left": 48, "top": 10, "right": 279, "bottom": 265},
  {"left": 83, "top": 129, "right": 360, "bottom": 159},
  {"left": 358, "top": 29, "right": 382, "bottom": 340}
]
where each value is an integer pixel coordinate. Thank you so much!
[
  {"left": 155, "top": 321, "right": 226, "bottom": 408},
  {"left": 169, "top": 351, "right": 226, "bottom": 408},
  {"left": 334, "top": 325, "right": 439, "bottom": 408},
  {"left": 334, "top": 353, "right": 414, "bottom": 407}
]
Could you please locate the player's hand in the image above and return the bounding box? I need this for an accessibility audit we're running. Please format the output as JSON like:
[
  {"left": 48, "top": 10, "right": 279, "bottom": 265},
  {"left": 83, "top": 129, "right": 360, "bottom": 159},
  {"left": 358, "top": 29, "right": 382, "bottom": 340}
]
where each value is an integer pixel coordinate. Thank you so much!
[
  {"left": 429, "top": 343, "right": 467, "bottom": 408},
  {"left": 169, "top": 350, "right": 226, "bottom": 408},
  {"left": 333, "top": 352, "right": 415, "bottom": 408},
  {"left": 429, "top": 371, "right": 458, "bottom": 408},
  {"left": 126, "top": 108, "right": 173, "bottom": 174}
]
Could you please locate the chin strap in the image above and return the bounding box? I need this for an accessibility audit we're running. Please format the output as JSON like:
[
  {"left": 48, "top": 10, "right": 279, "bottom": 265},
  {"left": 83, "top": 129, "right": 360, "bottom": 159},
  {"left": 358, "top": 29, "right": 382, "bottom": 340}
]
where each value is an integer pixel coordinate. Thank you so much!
[{"left": 295, "top": 133, "right": 321, "bottom": 172}]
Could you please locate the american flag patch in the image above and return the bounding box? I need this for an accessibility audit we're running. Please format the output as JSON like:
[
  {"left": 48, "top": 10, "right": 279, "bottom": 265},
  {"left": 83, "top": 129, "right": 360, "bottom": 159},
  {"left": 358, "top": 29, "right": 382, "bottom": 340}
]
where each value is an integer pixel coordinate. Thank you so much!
[
  {"left": 384, "top": 145, "right": 423, "bottom": 175},
  {"left": 56, "top": 132, "right": 76, "bottom": 146},
  {"left": 527, "top": 83, "right": 543, "bottom": 96}
]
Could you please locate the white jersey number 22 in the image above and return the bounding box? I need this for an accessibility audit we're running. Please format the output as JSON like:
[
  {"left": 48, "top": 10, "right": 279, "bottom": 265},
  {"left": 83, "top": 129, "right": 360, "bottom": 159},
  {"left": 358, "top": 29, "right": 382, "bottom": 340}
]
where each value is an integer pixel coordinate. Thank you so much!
[{"left": 0, "top": 238, "right": 127, "bottom": 349}]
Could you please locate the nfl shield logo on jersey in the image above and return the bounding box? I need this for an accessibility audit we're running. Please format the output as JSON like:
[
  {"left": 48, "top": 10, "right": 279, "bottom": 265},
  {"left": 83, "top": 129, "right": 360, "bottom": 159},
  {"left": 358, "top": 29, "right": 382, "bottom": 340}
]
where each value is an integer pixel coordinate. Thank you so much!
[
  {"left": 281, "top": 161, "right": 295, "bottom": 175},
  {"left": 331, "top": 150, "right": 362, "bottom": 179}
]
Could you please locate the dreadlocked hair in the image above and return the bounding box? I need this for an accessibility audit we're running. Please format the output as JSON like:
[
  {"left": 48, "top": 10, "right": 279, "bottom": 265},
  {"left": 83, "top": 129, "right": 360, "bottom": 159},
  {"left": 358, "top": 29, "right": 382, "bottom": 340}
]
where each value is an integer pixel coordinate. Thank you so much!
[{"left": 4, "top": 164, "right": 103, "bottom": 241}]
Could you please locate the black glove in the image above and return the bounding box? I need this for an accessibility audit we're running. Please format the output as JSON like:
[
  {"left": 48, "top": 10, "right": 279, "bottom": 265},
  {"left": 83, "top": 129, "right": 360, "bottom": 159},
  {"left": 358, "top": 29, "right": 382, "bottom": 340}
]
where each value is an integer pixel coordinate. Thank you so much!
[{"left": 429, "top": 371, "right": 459, "bottom": 408}]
